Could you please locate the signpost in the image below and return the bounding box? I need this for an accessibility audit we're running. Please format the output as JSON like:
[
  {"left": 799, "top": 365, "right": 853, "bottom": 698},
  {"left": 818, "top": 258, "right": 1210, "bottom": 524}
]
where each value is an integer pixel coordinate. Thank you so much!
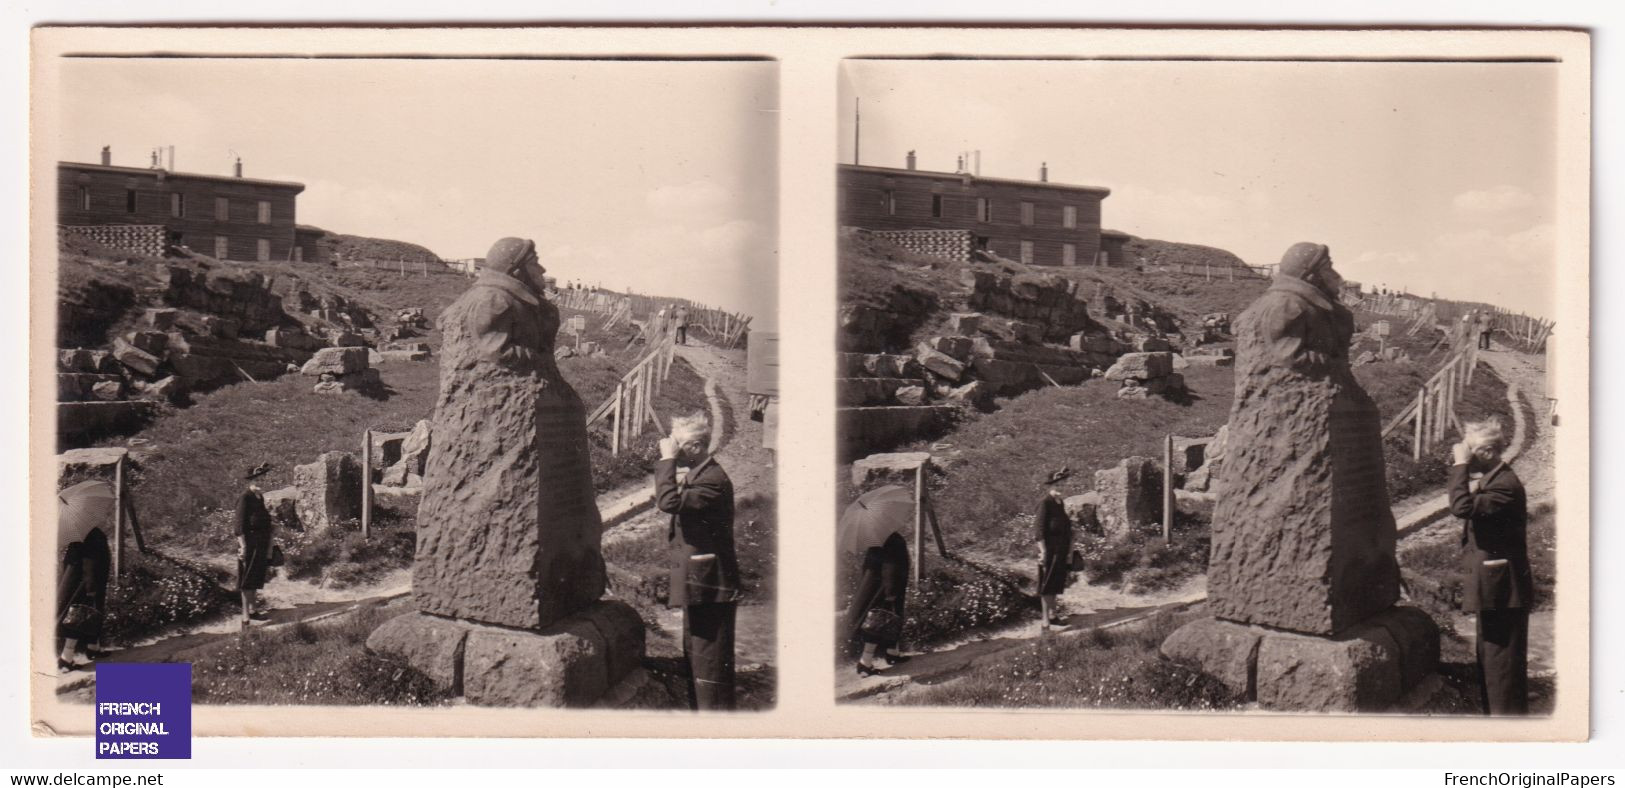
[{"left": 1375, "top": 319, "right": 1391, "bottom": 356}]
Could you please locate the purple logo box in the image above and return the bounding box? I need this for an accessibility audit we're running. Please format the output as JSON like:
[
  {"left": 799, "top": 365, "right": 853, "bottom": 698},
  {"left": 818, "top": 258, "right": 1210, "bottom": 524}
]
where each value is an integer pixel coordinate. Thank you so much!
[{"left": 95, "top": 663, "right": 191, "bottom": 759}]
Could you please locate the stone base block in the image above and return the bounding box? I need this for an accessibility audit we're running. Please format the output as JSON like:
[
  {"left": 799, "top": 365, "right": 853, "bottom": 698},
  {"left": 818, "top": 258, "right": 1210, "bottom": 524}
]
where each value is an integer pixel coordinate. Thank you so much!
[
  {"left": 366, "top": 600, "right": 646, "bottom": 708},
  {"left": 1160, "top": 606, "right": 1439, "bottom": 712}
]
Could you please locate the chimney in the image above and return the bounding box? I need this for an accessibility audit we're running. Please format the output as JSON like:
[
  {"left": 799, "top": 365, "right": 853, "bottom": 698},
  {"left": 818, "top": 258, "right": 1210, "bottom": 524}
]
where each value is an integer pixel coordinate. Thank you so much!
[
  {"left": 100, "top": 145, "right": 111, "bottom": 166},
  {"left": 956, "top": 154, "right": 964, "bottom": 173},
  {"left": 150, "top": 149, "right": 160, "bottom": 169},
  {"left": 234, "top": 157, "right": 243, "bottom": 178},
  {"left": 906, "top": 150, "right": 916, "bottom": 170},
  {"left": 1040, "top": 162, "right": 1048, "bottom": 182},
  {"left": 974, "top": 150, "right": 981, "bottom": 176}
]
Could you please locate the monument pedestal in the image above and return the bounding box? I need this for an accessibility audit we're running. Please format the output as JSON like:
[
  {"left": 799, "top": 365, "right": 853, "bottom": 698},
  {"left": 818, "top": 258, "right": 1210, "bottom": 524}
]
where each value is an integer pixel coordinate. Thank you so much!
[
  {"left": 367, "top": 599, "right": 646, "bottom": 708},
  {"left": 1161, "top": 606, "right": 1439, "bottom": 712}
]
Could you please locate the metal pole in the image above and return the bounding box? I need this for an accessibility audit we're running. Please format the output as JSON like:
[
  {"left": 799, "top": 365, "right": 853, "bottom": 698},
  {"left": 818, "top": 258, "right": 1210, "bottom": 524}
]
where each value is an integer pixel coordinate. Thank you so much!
[
  {"left": 1163, "top": 434, "right": 1174, "bottom": 543},
  {"left": 361, "top": 429, "right": 373, "bottom": 540},
  {"left": 913, "top": 462, "right": 924, "bottom": 582}
]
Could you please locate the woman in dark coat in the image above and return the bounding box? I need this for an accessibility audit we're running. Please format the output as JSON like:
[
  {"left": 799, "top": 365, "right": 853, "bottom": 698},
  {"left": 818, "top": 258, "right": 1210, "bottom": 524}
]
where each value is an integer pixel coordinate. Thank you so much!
[
  {"left": 1036, "top": 468, "right": 1073, "bottom": 628},
  {"left": 845, "top": 531, "right": 910, "bottom": 676},
  {"left": 236, "top": 483, "right": 274, "bottom": 628},
  {"left": 56, "top": 527, "right": 110, "bottom": 671}
]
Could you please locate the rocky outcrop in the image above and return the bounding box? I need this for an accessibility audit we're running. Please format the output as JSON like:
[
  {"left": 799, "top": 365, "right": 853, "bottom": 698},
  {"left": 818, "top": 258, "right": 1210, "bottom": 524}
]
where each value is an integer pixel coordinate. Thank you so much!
[{"left": 293, "top": 451, "right": 363, "bottom": 531}]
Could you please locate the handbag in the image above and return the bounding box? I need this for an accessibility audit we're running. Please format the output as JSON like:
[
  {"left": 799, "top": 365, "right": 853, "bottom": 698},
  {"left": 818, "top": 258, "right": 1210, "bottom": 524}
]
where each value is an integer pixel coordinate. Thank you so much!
[
  {"left": 1069, "top": 549, "right": 1087, "bottom": 573},
  {"left": 268, "top": 545, "right": 285, "bottom": 567},
  {"left": 859, "top": 607, "right": 903, "bottom": 643},
  {"left": 59, "top": 579, "right": 102, "bottom": 637}
]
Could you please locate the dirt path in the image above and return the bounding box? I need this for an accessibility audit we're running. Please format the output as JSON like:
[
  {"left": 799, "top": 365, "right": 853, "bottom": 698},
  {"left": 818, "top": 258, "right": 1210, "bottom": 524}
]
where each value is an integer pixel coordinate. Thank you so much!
[{"left": 846, "top": 343, "right": 1558, "bottom": 703}]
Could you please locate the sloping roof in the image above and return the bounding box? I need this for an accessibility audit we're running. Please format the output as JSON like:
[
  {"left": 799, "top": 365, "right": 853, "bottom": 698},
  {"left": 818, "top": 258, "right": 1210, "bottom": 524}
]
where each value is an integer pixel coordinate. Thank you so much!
[
  {"left": 838, "top": 163, "right": 1111, "bottom": 197},
  {"left": 59, "top": 161, "right": 306, "bottom": 192}
]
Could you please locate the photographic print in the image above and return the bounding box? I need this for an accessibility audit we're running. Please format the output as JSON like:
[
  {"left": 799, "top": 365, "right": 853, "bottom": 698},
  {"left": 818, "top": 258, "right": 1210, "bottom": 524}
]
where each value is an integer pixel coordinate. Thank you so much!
[
  {"left": 834, "top": 57, "right": 1569, "bottom": 717},
  {"left": 44, "top": 54, "right": 779, "bottom": 713}
]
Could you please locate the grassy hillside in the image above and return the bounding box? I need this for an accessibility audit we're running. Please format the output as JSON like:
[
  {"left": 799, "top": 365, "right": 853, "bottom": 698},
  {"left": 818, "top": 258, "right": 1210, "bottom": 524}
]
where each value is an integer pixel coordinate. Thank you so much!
[{"left": 298, "top": 225, "right": 443, "bottom": 264}]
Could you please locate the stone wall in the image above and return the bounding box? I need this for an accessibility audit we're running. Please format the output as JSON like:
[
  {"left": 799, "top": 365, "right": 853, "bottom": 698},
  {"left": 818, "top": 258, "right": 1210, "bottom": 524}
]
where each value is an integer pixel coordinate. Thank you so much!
[
  {"left": 60, "top": 224, "right": 168, "bottom": 257},
  {"left": 960, "top": 269, "right": 1097, "bottom": 340},
  {"left": 865, "top": 229, "right": 974, "bottom": 263}
]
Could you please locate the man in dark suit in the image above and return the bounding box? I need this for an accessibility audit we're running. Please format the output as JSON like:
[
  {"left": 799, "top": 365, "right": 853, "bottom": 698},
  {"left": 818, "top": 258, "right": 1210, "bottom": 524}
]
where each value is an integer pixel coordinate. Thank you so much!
[
  {"left": 656, "top": 412, "right": 740, "bottom": 711},
  {"left": 1449, "top": 419, "right": 1534, "bottom": 715}
]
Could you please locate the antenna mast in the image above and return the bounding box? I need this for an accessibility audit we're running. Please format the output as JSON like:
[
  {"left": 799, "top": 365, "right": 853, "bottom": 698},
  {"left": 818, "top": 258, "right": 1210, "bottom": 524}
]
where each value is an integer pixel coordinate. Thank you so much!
[{"left": 854, "top": 97, "right": 861, "bottom": 166}]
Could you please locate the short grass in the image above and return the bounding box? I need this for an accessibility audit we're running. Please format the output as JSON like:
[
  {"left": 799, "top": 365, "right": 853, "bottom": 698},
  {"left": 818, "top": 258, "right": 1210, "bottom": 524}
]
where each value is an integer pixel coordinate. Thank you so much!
[
  {"left": 895, "top": 609, "right": 1241, "bottom": 710},
  {"left": 185, "top": 600, "right": 450, "bottom": 706},
  {"left": 856, "top": 364, "right": 1235, "bottom": 568},
  {"left": 100, "top": 549, "right": 238, "bottom": 646},
  {"left": 1356, "top": 359, "right": 1509, "bottom": 503}
]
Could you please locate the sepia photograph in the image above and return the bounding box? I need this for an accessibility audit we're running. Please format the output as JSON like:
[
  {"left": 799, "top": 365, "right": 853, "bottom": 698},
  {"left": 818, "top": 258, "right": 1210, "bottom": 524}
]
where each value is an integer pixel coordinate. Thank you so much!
[
  {"left": 43, "top": 54, "right": 779, "bottom": 713},
  {"left": 834, "top": 57, "right": 1568, "bottom": 716}
]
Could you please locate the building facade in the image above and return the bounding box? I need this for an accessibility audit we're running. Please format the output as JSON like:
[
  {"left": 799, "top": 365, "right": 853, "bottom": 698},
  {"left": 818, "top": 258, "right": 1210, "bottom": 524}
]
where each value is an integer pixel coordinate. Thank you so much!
[
  {"left": 837, "top": 162, "right": 1111, "bottom": 267},
  {"left": 58, "top": 153, "right": 306, "bottom": 262}
]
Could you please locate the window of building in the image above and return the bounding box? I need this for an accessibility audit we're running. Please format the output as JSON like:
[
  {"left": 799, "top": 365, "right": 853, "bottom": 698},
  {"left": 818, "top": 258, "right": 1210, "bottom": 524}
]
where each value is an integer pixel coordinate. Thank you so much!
[
  {"left": 215, "top": 197, "right": 229, "bottom": 222},
  {"left": 977, "top": 197, "right": 991, "bottom": 222},
  {"left": 256, "top": 239, "right": 271, "bottom": 262},
  {"left": 931, "top": 194, "right": 943, "bottom": 218},
  {"left": 1020, "top": 201, "right": 1035, "bottom": 226},
  {"left": 1020, "top": 240, "right": 1034, "bottom": 264},
  {"left": 78, "top": 186, "right": 90, "bottom": 211},
  {"left": 883, "top": 190, "right": 896, "bottom": 216},
  {"left": 1063, "top": 205, "right": 1077, "bottom": 229},
  {"left": 214, "top": 236, "right": 229, "bottom": 260},
  {"left": 171, "top": 193, "right": 186, "bottom": 219},
  {"left": 257, "top": 200, "right": 271, "bottom": 224},
  {"left": 1063, "top": 243, "right": 1076, "bottom": 266},
  {"left": 125, "top": 189, "right": 136, "bottom": 213},
  {"left": 293, "top": 246, "right": 304, "bottom": 263}
]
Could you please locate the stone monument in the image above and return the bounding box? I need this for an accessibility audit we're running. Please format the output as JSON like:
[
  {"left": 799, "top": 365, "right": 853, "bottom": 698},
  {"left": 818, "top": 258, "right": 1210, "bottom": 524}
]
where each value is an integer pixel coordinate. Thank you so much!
[
  {"left": 1161, "top": 242, "right": 1439, "bottom": 712},
  {"left": 368, "top": 237, "right": 644, "bottom": 707}
]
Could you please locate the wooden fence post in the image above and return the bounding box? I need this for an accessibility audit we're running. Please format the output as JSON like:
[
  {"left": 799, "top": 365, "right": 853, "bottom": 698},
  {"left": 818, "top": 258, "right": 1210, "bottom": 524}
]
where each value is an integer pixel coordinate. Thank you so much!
[
  {"left": 1163, "top": 434, "right": 1174, "bottom": 543},
  {"left": 913, "top": 462, "right": 925, "bottom": 583},
  {"left": 611, "top": 383, "right": 623, "bottom": 456},
  {"left": 361, "top": 429, "right": 373, "bottom": 540},
  {"left": 112, "top": 453, "right": 126, "bottom": 585},
  {"left": 1412, "top": 388, "right": 1425, "bottom": 462}
]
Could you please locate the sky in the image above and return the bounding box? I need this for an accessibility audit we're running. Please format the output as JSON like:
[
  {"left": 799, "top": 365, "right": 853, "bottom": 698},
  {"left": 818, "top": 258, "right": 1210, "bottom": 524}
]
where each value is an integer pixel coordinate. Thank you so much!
[
  {"left": 56, "top": 58, "right": 779, "bottom": 325},
  {"left": 839, "top": 60, "right": 1559, "bottom": 319}
]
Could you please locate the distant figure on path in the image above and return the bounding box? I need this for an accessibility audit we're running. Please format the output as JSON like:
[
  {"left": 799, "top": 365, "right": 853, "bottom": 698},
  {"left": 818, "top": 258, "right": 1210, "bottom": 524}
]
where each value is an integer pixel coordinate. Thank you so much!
[
  {"left": 1036, "top": 468, "right": 1073, "bottom": 628},
  {"left": 236, "top": 476, "right": 275, "bottom": 628},
  {"left": 657, "top": 413, "right": 741, "bottom": 710},
  {"left": 1450, "top": 419, "right": 1534, "bottom": 715},
  {"left": 674, "top": 305, "right": 690, "bottom": 345},
  {"left": 1477, "top": 310, "right": 1494, "bottom": 350}
]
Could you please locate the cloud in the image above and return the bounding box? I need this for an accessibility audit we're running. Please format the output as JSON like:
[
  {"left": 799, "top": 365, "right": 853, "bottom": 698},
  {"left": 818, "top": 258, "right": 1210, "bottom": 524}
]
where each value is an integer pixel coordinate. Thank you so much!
[
  {"left": 645, "top": 178, "right": 736, "bottom": 216},
  {"left": 1451, "top": 185, "right": 1535, "bottom": 220}
]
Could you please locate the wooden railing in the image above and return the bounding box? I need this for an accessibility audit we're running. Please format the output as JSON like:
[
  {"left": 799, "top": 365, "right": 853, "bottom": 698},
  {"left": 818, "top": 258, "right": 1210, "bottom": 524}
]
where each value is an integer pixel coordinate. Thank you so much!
[
  {"left": 1490, "top": 309, "right": 1555, "bottom": 354},
  {"left": 1143, "top": 261, "right": 1272, "bottom": 281},
  {"left": 1381, "top": 340, "right": 1480, "bottom": 461},
  {"left": 553, "top": 288, "right": 752, "bottom": 349},
  {"left": 584, "top": 324, "right": 679, "bottom": 455}
]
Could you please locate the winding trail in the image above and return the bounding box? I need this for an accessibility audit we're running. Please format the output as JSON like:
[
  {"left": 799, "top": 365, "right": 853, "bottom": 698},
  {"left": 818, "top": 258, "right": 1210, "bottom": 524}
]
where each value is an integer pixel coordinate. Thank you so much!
[{"left": 842, "top": 340, "right": 1558, "bottom": 704}]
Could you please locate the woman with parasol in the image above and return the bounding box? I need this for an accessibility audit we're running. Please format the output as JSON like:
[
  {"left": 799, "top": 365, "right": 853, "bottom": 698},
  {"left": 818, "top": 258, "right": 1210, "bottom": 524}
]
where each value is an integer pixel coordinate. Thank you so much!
[
  {"left": 56, "top": 480, "right": 115, "bottom": 672},
  {"left": 839, "top": 485, "right": 914, "bottom": 677}
]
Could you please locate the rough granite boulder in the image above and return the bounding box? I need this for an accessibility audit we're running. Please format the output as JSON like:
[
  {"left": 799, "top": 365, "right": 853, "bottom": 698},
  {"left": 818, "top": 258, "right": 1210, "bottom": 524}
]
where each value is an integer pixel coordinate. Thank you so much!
[
  {"left": 1093, "top": 457, "right": 1161, "bottom": 536},
  {"left": 412, "top": 274, "right": 605, "bottom": 630},
  {"left": 300, "top": 346, "right": 369, "bottom": 377},
  {"left": 462, "top": 617, "right": 608, "bottom": 708},
  {"left": 1206, "top": 282, "right": 1399, "bottom": 635},
  {"left": 1063, "top": 492, "right": 1103, "bottom": 537},
  {"left": 263, "top": 487, "right": 302, "bottom": 531},
  {"left": 851, "top": 451, "right": 932, "bottom": 488},
  {"left": 1159, "top": 616, "right": 1263, "bottom": 697},
  {"left": 914, "top": 342, "right": 967, "bottom": 382},
  {"left": 1103, "top": 351, "right": 1174, "bottom": 382},
  {"left": 366, "top": 612, "right": 472, "bottom": 693},
  {"left": 112, "top": 338, "right": 162, "bottom": 377},
  {"left": 293, "top": 451, "right": 362, "bottom": 531}
]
